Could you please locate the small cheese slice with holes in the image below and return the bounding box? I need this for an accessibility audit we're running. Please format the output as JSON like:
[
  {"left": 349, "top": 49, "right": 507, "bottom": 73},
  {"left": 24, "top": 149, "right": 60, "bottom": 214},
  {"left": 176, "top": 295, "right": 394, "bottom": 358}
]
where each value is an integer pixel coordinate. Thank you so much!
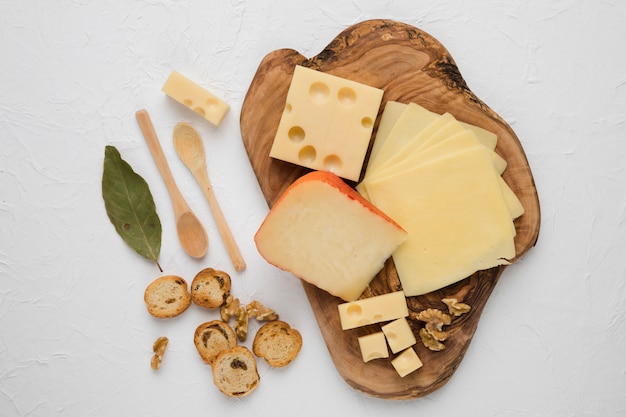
[
  {"left": 162, "top": 71, "right": 230, "bottom": 126},
  {"left": 269, "top": 65, "right": 383, "bottom": 182},
  {"left": 337, "top": 291, "right": 408, "bottom": 330}
]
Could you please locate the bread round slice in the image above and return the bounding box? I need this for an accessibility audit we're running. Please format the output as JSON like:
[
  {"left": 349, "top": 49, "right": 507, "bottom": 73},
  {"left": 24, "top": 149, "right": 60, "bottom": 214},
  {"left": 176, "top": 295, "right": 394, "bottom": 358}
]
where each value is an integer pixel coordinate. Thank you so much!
[
  {"left": 190, "top": 268, "right": 231, "bottom": 309},
  {"left": 194, "top": 320, "right": 237, "bottom": 366},
  {"left": 144, "top": 275, "right": 191, "bottom": 318},
  {"left": 212, "top": 346, "right": 260, "bottom": 398},
  {"left": 252, "top": 320, "right": 302, "bottom": 367}
]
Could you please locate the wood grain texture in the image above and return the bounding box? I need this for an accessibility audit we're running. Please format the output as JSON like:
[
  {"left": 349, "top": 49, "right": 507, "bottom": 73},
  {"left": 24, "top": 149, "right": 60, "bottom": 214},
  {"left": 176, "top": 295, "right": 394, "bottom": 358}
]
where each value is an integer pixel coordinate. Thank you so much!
[{"left": 240, "top": 19, "right": 540, "bottom": 399}]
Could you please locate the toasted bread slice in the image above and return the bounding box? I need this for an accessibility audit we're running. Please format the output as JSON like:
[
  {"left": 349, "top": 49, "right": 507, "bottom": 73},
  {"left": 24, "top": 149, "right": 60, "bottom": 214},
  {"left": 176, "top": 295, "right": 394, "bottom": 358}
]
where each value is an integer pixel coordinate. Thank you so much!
[
  {"left": 194, "top": 320, "right": 237, "bottom": 366},
  {"left": 143, "top": 275, "right": 191, "bottom": 318},
  {"left": 212, "top": 346, "right": 260, "bottom": 397},
  {"left": 191, "top": 268, "right": 231, "bottom": 309},
  {"left": 252, "top": 320, "right": 302, "bottom": 367}
]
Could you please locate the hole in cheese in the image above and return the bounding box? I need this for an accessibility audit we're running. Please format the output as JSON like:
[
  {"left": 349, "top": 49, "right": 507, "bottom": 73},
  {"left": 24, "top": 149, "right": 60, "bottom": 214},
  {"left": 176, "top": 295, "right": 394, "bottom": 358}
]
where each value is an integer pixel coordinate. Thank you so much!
[
  {"left": 284, "top": 103, "right": 292, "bottom": 113},
  {"left": 298, "top": 146, "right": 316, "bottom": 163},
  {"left": 206, "top": 98, "right": 219, "bottom": 112},
  {"left": 194, "top": 107, "right": 206, "bottom": 117},
  {"left": 183, "top": 98, "right": 193, "bottom": 106},
  {"left": 309, "top": 82, "right": 330, "bottom": 103},
  {"left": 323, "top": 154, "right": 342, "bottom": 173},
  {"left": 337, "top": 87, "right": 356, "bottom": 105},
  {"left": 346, "top": 304, "right": 362, "bottom": 317},
  {"left": 288, "top": 126, "right": 305, "bottom": 142},
  {"left": 361, "top": 117, "right": 373, "bottom": 129}
]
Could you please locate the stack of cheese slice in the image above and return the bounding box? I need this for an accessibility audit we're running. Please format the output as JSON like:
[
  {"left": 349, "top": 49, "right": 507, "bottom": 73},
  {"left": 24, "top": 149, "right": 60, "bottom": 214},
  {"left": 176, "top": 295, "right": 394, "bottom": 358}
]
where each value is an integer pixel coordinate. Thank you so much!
[{"left": 357, "top": 102, "right": 524, "bottom": 297}]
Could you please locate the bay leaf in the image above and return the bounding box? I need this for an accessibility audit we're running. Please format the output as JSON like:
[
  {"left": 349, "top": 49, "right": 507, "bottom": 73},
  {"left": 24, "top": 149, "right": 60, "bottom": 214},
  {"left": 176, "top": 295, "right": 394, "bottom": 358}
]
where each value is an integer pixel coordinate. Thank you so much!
[{"left": 102, "top": 145, "right": 162, "bottom": 271}]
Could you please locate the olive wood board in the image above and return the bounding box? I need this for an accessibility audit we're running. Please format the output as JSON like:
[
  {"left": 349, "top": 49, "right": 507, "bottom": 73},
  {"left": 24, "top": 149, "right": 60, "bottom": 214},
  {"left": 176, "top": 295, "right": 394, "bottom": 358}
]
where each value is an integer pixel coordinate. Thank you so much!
[{"left": 240, "top": 19, "right": 540, "bottom": 399}]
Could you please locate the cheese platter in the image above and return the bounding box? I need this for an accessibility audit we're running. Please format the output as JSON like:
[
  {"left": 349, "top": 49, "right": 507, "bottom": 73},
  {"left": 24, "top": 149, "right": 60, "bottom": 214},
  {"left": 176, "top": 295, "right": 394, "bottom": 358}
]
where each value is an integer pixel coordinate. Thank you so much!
[{"left": 240, "top": 19, "right": 540, "bottom": 399}]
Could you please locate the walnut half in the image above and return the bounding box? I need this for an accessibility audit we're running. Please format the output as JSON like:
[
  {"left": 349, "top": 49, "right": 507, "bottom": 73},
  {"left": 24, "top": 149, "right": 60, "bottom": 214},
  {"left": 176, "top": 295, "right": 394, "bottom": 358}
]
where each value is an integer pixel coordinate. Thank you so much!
[
  {"left": 442, "top": 298, "right": 471, "bottom": 317},
  {"left": 416, "top": 308, "right": 452, "bottom": 351},
  {"left": 151, "top": 336, "right": 169, "bottom": 370},
  {"left": 419, "top": 328, "right": 445, "bottom": 352}
]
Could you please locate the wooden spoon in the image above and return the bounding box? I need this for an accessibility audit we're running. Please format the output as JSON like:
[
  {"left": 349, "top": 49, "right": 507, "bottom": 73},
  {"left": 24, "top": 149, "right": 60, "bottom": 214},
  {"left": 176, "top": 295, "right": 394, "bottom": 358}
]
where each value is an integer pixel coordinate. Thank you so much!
[
  {"left": 172, "top": 122, "right": 246, "bottom": 271},
  {"left": 135, "top": 109, "right": 208, "bottom": 258}
]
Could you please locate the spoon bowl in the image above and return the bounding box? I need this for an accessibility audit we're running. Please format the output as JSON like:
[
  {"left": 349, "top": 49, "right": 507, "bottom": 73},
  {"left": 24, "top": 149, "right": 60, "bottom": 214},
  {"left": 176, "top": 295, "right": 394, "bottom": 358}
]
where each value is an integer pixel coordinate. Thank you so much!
[{"left": 173, "top": 122, "right": 246, "bottom": 271}]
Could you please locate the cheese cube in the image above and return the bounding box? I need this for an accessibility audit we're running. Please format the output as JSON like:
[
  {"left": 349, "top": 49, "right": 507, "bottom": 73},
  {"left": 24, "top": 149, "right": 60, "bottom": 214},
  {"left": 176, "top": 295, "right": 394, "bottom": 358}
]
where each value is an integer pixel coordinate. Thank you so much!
[
  {"left": 391, "top": 347, "right": 423, "bottom": 378},
  {"left": 269, "top": 65, "right": 383, "bottom": 182},
  {"left": 357, "top": 332, "right": 389, "bottom": 362},
  {"left": 254, "top": 171, "right": 407, "bottom": 301},
  {"left": 337, "top": 291, "right": 408, "bottom": 330},
  {"left": 162, "top": 71, "right": 230, "bottom": 126},
  {"left": 381, "top": 317, "right": 417, "bottom": 354}
]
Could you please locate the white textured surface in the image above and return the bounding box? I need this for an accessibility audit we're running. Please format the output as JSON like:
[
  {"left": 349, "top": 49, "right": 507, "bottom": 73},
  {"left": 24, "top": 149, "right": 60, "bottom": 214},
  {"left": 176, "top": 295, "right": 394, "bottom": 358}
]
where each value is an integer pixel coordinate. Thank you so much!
[{"left": 1, "top": 1, "right": 625, "bottom": 416}]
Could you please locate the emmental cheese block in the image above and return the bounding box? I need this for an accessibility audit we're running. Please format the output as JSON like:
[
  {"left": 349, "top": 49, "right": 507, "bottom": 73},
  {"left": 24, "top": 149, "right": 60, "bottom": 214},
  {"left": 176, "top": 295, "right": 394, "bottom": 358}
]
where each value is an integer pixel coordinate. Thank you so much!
[
  {"left": 269, "top": 65, "right": 384, "bottom": 181},
  {"left": 254, "top": 171, "right": 407, "bottom": 301},
  {"left": 162, "top": 71, "right": 230, "bottom": 126}
]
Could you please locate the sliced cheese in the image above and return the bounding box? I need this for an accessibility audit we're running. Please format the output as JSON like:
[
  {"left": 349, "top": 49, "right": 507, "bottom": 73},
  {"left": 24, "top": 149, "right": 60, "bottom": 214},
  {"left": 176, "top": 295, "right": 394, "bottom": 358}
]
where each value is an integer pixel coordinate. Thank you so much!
[
  {"left": 366, "top": 100, "right": 407, "bottom": 167},
  {"left": 368, "top": 102, "right": 498, "bottom": 171},
  {"left": 365, "top": 147, "right": 516, "bottom": 296},
  {"left": 367, "top": 103, "right": 437, "bottom": 173},
  {"left": 254, "top": 171, "right": 407, "bottom": 302}
]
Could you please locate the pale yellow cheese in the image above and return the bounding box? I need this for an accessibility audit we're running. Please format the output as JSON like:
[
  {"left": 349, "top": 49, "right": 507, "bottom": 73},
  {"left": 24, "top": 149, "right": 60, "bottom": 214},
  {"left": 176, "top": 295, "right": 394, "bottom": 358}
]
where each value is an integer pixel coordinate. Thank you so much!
[
  {"left": 391, "top": 347, "right": 423, "bottom": 377},
  {"left": 365, "top": 147, "right": 516, "bottom": 296},
  {"left": 381, "top": 317, "right": 416, "bottom": 354},
  {"left": 254, "top": 171, "right": 407, "bottom": 302},
  {"left": 162, "top": 71, "right": 230, "bottom": 126},
  {"left": 270, "top": 65, "right": 384, "bottom": 181},
  {"left": 373, "top": 114, "right": 506, "bottom": 179},
  {"left": 357, "top": 332, "right": 389, "bottom": 362},
  {"left": 366, "top": 103, "right": 437, "bottom": 174},
  {"left": 367, "top": 102, "right": 498, "bottom": 171},
  {"left": 365, "top": 101, "right": 407, "bottom": 172},
  {"left": 338, "top": 291, "right": 408, "bottom": 330},
  {"left": 499, "top": 176, "right": 525, "bottom": 220}
]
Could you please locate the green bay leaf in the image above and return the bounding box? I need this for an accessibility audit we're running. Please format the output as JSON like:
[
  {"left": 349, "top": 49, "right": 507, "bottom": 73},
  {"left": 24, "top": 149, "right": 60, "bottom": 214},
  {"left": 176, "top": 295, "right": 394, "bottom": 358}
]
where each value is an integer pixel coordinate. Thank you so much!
[{"left": 102, "top": 145, "right": 162, "bottom": 270}]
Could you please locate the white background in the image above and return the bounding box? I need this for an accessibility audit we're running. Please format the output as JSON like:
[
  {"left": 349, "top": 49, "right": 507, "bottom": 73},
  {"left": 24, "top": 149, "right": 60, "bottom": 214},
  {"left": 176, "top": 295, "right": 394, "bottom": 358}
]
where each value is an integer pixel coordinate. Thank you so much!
[{"left": 2, "top": 1, "right": 625, "bottom": 416}]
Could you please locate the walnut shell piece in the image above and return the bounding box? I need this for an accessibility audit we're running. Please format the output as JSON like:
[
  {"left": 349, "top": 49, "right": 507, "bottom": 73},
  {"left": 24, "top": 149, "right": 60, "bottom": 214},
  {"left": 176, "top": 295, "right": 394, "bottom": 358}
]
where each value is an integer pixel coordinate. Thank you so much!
[{"left": 442, "top": 298, "right": 471, "bottom": 317}]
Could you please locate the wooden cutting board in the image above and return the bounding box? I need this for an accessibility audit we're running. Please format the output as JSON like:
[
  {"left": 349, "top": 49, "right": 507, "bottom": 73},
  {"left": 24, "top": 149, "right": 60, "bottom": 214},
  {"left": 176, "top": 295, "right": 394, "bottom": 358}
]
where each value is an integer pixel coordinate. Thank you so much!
[{"left": 240, "top": 19, "right": 540, "bottom": 399}]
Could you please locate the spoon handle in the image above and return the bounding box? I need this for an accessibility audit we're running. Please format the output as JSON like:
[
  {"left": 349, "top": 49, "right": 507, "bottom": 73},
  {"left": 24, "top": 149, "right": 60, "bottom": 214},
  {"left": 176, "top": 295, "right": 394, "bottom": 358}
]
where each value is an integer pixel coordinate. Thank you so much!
[
  {"left": 193, "top": 167, "right": 246, "bottom": 272},
  {"left": 135, "top": 110, "right": 187, "bottom": 213}
]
